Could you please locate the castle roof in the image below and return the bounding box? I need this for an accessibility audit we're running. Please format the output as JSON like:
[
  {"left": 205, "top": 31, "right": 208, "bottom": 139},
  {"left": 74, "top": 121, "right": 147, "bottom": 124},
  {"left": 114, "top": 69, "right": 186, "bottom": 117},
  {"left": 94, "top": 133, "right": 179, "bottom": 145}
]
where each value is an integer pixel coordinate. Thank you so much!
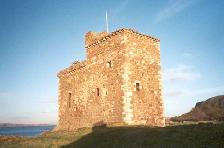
[
  {"left": 85, "top": 28, "right": 160, "bottom": 49},
  {"left": 58, "top": 61, "right": 86, "bottom": 78},
  {"left": 58, "top": 28, "right": 160, "bottom": 78}
]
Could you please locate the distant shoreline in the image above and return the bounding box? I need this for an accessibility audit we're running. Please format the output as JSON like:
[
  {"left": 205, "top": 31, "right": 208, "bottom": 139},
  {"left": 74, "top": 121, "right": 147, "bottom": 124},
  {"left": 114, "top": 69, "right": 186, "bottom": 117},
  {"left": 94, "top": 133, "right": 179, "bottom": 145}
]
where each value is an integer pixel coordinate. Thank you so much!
[
  {"left": 0, "top": 123, "right": 56, "bottom": 128},
  {"left": 0, "top": 125, "right": 55, "bottom": 137}
]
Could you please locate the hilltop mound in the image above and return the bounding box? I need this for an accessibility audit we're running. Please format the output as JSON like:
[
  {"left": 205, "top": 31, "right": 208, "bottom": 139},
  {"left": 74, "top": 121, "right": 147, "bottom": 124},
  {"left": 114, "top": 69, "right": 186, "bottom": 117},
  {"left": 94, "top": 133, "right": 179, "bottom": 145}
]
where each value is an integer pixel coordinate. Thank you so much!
[{"left": 171, "top": 95, "right": 224, "bottom": 121}]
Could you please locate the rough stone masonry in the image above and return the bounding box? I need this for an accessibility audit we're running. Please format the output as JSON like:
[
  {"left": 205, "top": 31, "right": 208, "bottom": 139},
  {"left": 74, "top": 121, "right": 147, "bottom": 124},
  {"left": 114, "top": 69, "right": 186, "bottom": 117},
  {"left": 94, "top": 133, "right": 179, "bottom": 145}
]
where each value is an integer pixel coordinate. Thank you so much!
[{"left": 56, "top": 28, "right": 165, "bottom": 130}]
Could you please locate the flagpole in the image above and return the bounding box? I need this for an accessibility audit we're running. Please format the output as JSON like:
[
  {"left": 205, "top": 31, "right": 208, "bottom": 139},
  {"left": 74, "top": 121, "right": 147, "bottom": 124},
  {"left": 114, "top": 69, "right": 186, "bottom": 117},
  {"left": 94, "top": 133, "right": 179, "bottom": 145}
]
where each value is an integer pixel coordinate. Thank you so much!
[{"left": 106, "top": 11, "right": 109, "bottom": 33}]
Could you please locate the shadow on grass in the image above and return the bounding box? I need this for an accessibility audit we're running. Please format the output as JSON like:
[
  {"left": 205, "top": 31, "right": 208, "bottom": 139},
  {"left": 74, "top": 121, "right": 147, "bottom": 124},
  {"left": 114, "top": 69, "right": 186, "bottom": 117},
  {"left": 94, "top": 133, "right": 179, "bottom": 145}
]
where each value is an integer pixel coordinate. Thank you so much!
[{"left": 61, "top": 123, "right": 224, "bottom": 148}]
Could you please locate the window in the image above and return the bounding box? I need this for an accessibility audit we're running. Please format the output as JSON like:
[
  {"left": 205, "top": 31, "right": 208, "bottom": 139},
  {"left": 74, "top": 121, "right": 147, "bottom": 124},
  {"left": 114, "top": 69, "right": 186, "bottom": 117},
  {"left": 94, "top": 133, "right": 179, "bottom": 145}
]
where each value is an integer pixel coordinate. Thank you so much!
[
  {"left": 136, "top": 83, "right": 140, "bottom": 91},
  {"left": 97, "top": 88, "right": 100, "bottom": 96},
  {"left": 107, "top": 61, "right": 112, "bottom": 68},
  {"left": 68, "top": 92, "right": 71, "bottom": 108}
]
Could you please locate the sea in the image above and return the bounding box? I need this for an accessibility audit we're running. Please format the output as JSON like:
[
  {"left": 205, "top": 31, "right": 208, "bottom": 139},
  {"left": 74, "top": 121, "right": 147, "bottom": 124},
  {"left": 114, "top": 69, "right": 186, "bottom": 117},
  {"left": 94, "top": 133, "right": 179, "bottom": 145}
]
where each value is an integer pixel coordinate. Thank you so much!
[{"left": 0, "top": 125, "right": 55, "bottom": 137}]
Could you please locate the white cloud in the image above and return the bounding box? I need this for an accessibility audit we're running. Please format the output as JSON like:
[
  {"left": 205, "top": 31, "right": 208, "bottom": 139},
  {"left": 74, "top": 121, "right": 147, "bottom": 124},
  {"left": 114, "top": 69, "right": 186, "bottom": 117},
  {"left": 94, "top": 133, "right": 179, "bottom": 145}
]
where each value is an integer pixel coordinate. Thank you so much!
[
  {"left": 190, "top": 86, "right": 224, "bottom": 98},
  {"left": 163, "top": 64, "right": 201, "bottom": 81},
  {"left": 155, "top": 0, "right": 196, "bottom": 22},
  {"left": 182, "top": 52, "right": 193, "bottom": 59},
  {"left": 112, "top": 0, "right": 129, "bottom": 16},
  {"left": 0, "top": 92, "right": 11, "bottom": 98},
  {"left": 164, "top": 85, "right": 224, "bottom": 116},
  {"left": 164, "top": 90, "right": 186, "bottom": 97},
  {"left": 164, "top": 85, "right": 224, "bottom": 98}
]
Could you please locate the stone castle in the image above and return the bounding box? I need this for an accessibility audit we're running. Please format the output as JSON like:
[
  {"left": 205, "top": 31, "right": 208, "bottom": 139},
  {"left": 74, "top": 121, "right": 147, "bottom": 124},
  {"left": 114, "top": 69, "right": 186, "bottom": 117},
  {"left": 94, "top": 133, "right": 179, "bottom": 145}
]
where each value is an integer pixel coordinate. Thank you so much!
[{"left": 57, "top": 28, "right": 165, "bottom": 130}]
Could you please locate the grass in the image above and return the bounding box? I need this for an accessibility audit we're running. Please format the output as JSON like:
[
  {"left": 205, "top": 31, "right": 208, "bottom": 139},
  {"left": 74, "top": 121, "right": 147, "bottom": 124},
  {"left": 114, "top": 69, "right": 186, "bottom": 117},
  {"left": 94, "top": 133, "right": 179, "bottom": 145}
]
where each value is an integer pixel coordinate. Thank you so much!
[{"left": 0, "top": 123, "right": 224, "bottom": 148}]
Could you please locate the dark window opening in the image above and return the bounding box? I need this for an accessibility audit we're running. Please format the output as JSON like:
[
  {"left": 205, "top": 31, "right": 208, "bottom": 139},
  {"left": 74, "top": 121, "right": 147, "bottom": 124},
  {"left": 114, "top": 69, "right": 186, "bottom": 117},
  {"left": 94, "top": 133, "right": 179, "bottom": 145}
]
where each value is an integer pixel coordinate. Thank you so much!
[
  {"left": 136, "top": 83, "right": 140, "bottom": 91},
  {"left": 68, "top": 92, "right": 71, "bottom": 108},
  {"left": 107, "top": 61, "right": 112, "bottom": 68},
  {"left": 97, "top": 88, "right": 100, "bottom": 96}
]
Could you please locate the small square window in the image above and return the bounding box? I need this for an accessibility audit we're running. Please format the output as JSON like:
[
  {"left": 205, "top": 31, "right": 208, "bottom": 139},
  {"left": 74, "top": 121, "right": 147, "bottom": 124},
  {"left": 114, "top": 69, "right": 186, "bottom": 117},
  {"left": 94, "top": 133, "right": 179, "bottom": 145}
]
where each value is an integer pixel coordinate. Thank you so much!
[
  {"left": 107, "top": 61, "right": 112, "bottom": 68},
  {"left": 136, "top": 83, "right": 140, "bottom": 91}
]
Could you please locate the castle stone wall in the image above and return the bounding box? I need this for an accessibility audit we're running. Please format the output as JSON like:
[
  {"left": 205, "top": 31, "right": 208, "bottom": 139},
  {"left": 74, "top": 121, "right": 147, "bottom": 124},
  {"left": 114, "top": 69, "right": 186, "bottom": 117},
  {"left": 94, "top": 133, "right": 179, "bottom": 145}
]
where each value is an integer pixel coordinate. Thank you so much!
[
  {"left": 57, "top": 32, "right": 126, "bottom": 130},
  {"left": 57, "top": 29, "right": 165, "bottom": 130},
  {"left": 123, "top": 32, "right": 164, "bottom": 126}
]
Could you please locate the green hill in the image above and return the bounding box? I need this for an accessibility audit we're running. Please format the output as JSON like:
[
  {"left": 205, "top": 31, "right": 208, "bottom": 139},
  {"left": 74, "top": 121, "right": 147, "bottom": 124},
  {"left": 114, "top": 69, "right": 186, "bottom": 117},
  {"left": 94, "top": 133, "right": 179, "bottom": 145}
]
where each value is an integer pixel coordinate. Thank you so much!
[
  {"left": 171, "top": 95, "right": 224, "bottom": 122},
  {"left": 1, "top": 124, "right": 224, "bottom": 147}
]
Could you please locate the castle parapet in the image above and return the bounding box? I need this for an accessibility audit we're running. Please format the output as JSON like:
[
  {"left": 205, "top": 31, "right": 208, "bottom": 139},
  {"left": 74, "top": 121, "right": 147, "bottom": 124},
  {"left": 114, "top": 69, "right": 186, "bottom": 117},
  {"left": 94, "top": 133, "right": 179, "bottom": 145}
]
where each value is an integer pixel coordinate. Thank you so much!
[
  {"left": 85, "top": 32, "right": 109, "bottom": 47},
  {"left": 57, "top": 61, "right": 86, "bottom": 78},
  {"left": 85, "top": 29, "right": 160, "bottom": 59}
]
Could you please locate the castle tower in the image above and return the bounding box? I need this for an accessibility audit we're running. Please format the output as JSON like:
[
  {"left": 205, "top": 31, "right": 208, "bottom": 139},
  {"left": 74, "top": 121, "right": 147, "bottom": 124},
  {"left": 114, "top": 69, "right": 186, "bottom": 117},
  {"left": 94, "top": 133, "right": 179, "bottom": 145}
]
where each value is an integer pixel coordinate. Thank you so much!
[{"left": 57, "top": 29, "right": 165, "bottom": 130}]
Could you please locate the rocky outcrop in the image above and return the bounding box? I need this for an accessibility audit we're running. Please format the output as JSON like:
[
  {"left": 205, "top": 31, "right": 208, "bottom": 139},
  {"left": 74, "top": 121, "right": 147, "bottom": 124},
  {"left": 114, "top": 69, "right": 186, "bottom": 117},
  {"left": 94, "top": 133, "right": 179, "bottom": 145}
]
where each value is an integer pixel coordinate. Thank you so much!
[{"left": 171, "top": 95, "right": 224, "bottom": 121}]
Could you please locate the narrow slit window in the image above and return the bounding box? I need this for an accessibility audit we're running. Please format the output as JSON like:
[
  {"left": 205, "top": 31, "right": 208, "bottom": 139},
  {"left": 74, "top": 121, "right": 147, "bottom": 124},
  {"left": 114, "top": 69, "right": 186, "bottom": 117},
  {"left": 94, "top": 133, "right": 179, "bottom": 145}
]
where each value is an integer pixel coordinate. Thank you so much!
[
  {"left": 107, "top": 61, "right": 112, "bottom": 68},
  {"left": 136, "top": 83, "right": 140, "bottom": 91},
  {"left": 68, "top": 92, "right": 71, "bottom": 108},
  {"left": 97, "top": 88, "right": 100, "bottom": 96}
]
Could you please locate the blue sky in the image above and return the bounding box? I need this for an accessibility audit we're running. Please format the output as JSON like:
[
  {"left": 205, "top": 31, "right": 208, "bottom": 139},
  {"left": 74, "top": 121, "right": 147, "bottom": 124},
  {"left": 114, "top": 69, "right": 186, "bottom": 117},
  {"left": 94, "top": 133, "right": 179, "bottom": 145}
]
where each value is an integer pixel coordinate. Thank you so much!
[{"left": 0, "top": 0, "right": 223, "bottom": 124}]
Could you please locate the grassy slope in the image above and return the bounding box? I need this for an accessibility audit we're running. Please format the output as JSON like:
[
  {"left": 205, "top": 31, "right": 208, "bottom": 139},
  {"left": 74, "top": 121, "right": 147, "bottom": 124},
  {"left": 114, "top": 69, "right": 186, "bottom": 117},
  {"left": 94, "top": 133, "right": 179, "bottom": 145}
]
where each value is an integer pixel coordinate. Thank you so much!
[
  {"left": 172, "top": 95, "right": 224, "bottom": 121},
  {"left": 0, "top": 123, "right": 224, "bottom": 148}
]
